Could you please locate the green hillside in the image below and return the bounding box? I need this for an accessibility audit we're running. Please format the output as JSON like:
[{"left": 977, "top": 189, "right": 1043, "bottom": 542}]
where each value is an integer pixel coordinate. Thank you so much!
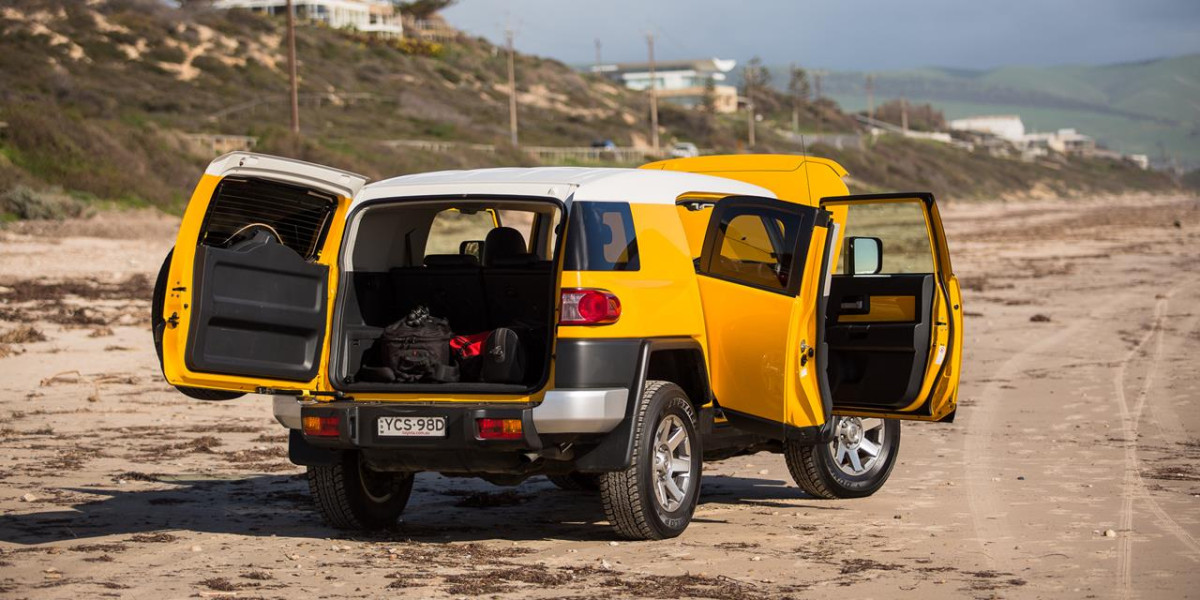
[
  {"left": 0, "top": 0, "right": 1178, "bottom": 217},
  {"left": 811, "top": 55, "right": 1200, "bottom": 165}
]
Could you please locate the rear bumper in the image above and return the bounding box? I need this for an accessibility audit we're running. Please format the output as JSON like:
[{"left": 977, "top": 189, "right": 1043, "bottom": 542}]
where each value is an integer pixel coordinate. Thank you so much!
[{"left": 291, "top": 387, "right": 628, "bottom": 452}]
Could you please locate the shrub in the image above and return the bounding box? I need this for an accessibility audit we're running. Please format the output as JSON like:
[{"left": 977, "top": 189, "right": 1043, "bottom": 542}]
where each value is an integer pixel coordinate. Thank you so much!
[{"left": 0, "top": 185, "right": 93, "bottom": 221}]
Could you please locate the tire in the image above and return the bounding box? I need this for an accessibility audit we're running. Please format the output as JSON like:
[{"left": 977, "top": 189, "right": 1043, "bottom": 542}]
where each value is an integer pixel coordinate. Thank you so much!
[
  {"left": 785, "top": 416, "right": 901, "bottom": 499},
  {"left": 599, "top": 381, "right": 701, "bottom": 540},
  {"left": 547, "top": 472, "right": 601, "bottom": 492},
  {"left": 151, "top": 249, "right": 244, "bottom": 402},
  {"left": 307, "top": 451, "right": 415, "bottom": 530}
]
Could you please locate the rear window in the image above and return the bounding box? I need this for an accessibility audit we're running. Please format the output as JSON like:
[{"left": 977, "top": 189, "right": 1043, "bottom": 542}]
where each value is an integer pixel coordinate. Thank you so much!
[
  {"left": 564, "top": 202, "right": 639, "bottom": 271},
  {"left": 199, "top": 177, "right": 337, "bottom": 260}
]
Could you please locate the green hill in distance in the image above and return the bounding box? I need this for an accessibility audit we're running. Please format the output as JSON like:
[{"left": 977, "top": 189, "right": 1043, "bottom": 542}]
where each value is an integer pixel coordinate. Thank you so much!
[{"left": 804, "top": 54, "right": 1200, "bottom": 166}]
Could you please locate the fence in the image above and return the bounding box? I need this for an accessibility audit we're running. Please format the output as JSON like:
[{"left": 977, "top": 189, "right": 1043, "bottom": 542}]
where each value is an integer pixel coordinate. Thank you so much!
[{"left": 384, "top": 139, "right": 665, "bottom": 164}]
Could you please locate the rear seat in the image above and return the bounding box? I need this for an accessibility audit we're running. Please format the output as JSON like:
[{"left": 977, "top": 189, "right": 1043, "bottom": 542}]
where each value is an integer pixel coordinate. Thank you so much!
[
  {"left": 481, "top": 228, "right": 553, "bottom": 330},
  {"left": 389, "top": 254, "right": 489, "bottom": 333}
]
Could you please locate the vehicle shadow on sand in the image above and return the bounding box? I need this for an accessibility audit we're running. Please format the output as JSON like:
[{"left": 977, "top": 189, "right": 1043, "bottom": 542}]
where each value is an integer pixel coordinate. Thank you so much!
[{"left": 0, "top": 472, "right": 825, "bottom": 546}]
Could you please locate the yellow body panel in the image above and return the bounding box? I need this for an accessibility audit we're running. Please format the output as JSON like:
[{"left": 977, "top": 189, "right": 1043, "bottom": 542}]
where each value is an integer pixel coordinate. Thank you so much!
[{"left": 559, "top": 203, "right": 707, "bottom": 343}]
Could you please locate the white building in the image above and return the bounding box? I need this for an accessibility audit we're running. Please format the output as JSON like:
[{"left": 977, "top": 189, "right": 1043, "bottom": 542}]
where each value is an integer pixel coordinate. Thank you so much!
[
  {"left": 948, "top": 115, "right": 1026, "bottom": 142},
  {"left": 591, "top": 58, "right": 739, "bottom": 113},
  {"left": 1023, "top": 128, "right": 1095, "bottom": 156},
  {"left": 214, "top": 0, "right": 403, "bottom": 37}
]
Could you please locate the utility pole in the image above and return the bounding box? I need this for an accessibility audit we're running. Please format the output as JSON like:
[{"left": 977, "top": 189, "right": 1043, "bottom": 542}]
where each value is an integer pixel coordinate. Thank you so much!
[
  {"left": 812, "top": 69, "right": 827, "bottom": 134},
  {"left": 865, "top": 73, "right": 876, "bottom": 120},
  {"left": 506, "top": 27, "right": 519, "bottom": 147},
  {"left": 790, "top": 62, "right": 799, "bottom": 134},
  {"left": 747, "top": 99, "right": 755, "bottom": 148},
  {"left": 901, "top": 97, "right": 909, "bottom": 132},
  {"left": 594, "top": 38, "right": 602, "bottom": 69},
  {"left": 647, "top": 32, "right": 659, "bottom": 155},
  {"left": 285, "top": 0, "right": 299, "bottom": 134}
]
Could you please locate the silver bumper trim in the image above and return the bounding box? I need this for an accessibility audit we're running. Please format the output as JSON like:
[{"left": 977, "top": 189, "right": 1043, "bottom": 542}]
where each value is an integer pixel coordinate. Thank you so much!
[
  {"left": 533, "top": 388, "right": 629, "bottom": 434},
  {"left": 273, "top": 395, "right": 303, "bottom": 430}
]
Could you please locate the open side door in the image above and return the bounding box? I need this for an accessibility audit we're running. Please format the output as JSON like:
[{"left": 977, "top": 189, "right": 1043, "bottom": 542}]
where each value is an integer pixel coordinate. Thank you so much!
[
  {"left": 819, "top": 193, "right": 961, "bottom": 422},
  {"left": 694, "top": 196, "right": 826, "bottom": 439},
  {"left": 159, "top": 152, "right": 367, "bottom": 395}
]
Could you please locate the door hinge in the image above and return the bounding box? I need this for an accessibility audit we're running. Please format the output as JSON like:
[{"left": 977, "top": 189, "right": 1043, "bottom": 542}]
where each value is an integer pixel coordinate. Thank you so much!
[{"left": 257, "top": 387, "right": 350, "bottom": 400}]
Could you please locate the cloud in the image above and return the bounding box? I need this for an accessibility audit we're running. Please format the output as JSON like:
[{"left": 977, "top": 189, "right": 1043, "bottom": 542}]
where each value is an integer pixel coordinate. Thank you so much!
[{"left": 441, "top": 0, "right": 1200, "bottom": 69}]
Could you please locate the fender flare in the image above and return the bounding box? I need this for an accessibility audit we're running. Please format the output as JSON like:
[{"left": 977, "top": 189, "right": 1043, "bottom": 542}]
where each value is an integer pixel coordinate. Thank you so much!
[{"left": 573, "top": 338, "right": 708, "bottom": 472}]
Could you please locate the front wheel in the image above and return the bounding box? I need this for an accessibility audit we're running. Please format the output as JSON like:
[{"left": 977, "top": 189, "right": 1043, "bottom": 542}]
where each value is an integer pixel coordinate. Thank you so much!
[
  {"left": 599, "top": 381, "right": 701, "bottom": 540},
  {"left": 784, "top": 417, "right": 900, "bottom": 499},
  {"left": 308, "top": 451, "right": 415, "bottom": 530}
]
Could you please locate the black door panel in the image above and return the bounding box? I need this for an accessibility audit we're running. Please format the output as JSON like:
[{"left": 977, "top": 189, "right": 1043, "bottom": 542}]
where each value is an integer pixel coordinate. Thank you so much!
[
  {"left": 826, "top": 274, "right": 933, "bottom": 410},
  {"left": 186, "top": 241, "right": 329, "bottom": 381}
]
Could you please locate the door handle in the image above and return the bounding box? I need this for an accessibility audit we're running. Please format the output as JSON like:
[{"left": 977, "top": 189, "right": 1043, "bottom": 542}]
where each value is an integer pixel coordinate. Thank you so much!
[{"left": 840, "top": 295, "right": 868, "bottom": 314}]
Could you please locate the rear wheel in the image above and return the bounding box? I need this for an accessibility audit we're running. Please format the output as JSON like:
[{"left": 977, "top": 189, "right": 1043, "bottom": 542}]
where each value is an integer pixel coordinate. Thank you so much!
[
  {"left": 151, "top": 249, "right": 243, "bottom": 401},
  {"left": 547, "top": 472, "right": 601, "bottom": 492},
  {"left": 785, "top": 416, "right": 900, "bottom": 499},
  {"left": 307, "top": 451, "right": 415, "bottom": 530},
  {"left": 599, "top": 381, "right": 701, "bottom": 540}
]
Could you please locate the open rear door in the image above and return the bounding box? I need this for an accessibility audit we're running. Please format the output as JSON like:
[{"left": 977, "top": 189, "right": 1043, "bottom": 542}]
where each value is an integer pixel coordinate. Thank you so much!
[
  {"left": 159, "top": 153, "right": 367, "bottom": 395},
  {"left": 819, "top": 193, "right": 962, "bottom": 422},
  {"left": 694, "top": 196, "right": 828, "bottom": 438}
]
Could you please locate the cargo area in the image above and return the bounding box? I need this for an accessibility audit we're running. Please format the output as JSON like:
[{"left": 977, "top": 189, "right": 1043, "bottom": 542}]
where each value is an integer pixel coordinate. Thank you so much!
[{"left": 332, "top": 198, "right": 564, "bottom": 393}]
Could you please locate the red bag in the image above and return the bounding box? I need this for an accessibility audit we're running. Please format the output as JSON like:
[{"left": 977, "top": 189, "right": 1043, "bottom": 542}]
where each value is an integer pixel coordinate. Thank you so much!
[{"left": 450, "top": 332, "right": 489, "bottom": 360}]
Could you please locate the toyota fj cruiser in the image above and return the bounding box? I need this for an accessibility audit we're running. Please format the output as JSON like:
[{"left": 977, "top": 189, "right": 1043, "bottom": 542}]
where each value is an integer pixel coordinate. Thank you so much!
[{"left": 153, "top": 152, "right": 963, "bottom": 540}]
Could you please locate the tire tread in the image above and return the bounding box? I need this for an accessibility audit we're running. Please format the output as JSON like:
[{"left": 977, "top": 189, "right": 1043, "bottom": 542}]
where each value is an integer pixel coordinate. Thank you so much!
[{"left": 599, "top": 380, "right": 683, "bottom": 540}]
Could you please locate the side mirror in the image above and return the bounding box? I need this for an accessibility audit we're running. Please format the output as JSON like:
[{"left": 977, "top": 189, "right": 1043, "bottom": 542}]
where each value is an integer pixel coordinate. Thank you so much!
[{"left": 847, "top": 236, "right": 883, "bottom": 275}]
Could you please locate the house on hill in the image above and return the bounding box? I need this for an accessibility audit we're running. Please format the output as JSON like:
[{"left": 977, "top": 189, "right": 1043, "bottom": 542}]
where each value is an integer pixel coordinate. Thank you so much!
[
  {"left": 949, "top": 115, "right": 1026, "bottom": 142},
  {"left": 592, "top": 58, "right": 739, "bottom": 113},
  {"left": 213, "top": 0, "right": 403, "bottom": 37}
]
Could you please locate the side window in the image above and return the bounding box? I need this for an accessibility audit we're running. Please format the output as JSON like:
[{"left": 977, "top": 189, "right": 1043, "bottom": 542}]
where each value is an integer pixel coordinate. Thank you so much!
[
  {"left": 707, "top": 207, "right": 801, "bottom": 292},
  {"left": 836, "top": 202, "right": 934, "bottom": 274},
  {"left": 564, "top": 202, "right": 639, "bottom": 271},
  {"left": 425, "top": 209, "right": 496, "bottom": 257}
]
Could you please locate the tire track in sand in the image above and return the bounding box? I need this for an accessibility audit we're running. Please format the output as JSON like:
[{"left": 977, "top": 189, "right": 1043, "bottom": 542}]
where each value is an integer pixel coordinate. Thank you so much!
[
  {"left": 1114, "top": 285, "right": 1200, "bottom": 599},
  {"left": 963, "top": 286, "right": 1142, "bottom": 570}
]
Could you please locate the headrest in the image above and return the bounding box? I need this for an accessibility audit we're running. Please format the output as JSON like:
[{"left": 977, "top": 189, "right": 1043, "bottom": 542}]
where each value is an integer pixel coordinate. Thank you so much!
[
  {"left": 483, "top": 227, "right": 528, "bottom": 266},
  {"left": 423, "top": 254, "right": 480, "bottom": 268}
]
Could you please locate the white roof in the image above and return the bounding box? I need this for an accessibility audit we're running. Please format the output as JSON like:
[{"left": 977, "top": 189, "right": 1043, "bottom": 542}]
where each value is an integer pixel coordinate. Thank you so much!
[{"left": 355, "top": 167, "right": 775, "bottom": 207}]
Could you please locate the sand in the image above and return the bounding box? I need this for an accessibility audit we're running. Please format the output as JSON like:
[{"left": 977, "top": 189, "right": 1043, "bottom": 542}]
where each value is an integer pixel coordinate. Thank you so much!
[{"left": 0, "top": 195, "right": 1197, "bottom": 598}]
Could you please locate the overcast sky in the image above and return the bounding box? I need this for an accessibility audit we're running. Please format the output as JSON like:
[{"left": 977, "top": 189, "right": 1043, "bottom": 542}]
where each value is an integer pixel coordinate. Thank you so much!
[{"left": 441, "top": 0, "right": 1200, "bottom": 70}]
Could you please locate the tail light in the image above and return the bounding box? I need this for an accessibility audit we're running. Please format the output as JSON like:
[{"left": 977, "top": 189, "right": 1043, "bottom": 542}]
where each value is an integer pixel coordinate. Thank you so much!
[
  {"left": 477, "top": 418, "right": 523, "bottom": 440},
  {"left": 302, "top": 415, "right": 340, "bottom": 437},
  {"left": 560, "top": 288, "right": 621, "bottom": 325}
]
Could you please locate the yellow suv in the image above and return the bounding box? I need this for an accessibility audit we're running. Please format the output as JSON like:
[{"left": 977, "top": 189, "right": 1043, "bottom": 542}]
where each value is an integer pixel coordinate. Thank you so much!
[{"left": 153, "top": 152, "right": 963, "bottom": 540}]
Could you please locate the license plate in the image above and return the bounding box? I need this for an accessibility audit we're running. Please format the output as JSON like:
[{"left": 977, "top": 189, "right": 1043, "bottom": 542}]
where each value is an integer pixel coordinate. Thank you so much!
[{"left": 377, "top": 416, "right": 446, "bottom": 438}]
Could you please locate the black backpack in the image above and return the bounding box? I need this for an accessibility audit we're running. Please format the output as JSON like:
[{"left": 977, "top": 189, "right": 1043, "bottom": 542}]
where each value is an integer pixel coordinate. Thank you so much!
[
  {"left": 378, "top": 306, "right": 458, "bottom": 383},
  {"left": 481, "top": 327, "right": 525, "bottom": 384}
]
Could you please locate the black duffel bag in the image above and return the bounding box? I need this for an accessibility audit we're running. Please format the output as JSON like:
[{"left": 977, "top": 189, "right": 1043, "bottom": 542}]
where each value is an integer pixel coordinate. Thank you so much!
[{"left": 378, "top": 306, "right": 458, "bottom": 383}]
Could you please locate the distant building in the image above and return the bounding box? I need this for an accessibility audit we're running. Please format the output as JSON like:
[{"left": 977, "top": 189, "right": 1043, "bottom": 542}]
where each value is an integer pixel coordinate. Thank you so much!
[
  {"left": 591, "top": 58, "right": 739, "bottom": 113},
  {"left": 1024, "top": 128, "right": 1095, "bottom": 156},
  {"left": 949, "top": 115, "right": 1025, "bottom": 142},
  {"left": 213, "top": 0, "right": 403, "bottom": 37}
]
